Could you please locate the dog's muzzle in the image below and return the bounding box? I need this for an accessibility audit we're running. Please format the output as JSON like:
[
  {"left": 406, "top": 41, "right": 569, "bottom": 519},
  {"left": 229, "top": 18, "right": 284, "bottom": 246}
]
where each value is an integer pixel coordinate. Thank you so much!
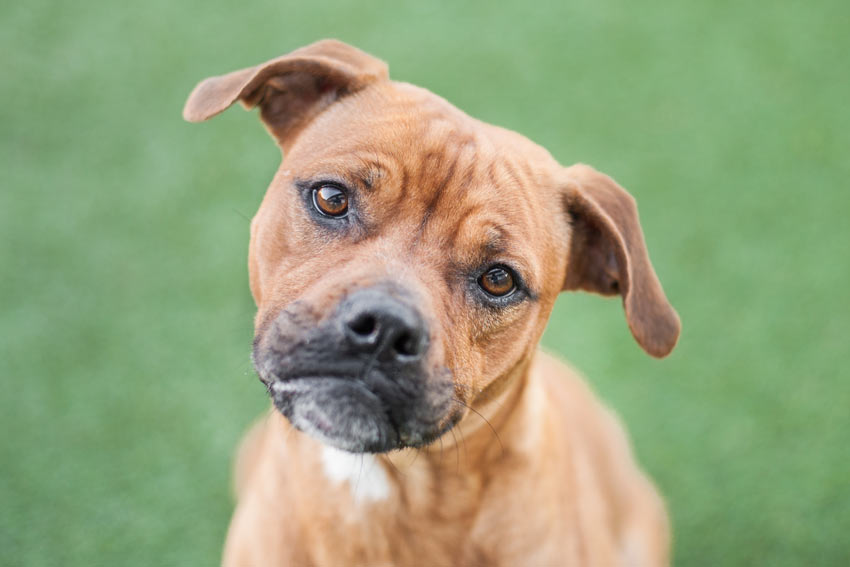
[{"left": 253, "top": 285, "right": 457, "bottom": 453}]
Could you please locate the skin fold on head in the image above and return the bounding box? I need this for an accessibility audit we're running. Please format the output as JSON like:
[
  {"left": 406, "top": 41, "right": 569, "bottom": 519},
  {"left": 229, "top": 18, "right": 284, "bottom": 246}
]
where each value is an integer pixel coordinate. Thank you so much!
[{"left": 183, "top": 39, "right": 680, "bottom": 454}]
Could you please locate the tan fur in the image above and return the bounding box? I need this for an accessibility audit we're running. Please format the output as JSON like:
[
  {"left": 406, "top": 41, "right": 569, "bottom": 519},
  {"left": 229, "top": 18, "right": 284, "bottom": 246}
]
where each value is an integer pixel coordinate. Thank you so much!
[{"left": 184, "top": 40, "right": 679, "bottom": 566}]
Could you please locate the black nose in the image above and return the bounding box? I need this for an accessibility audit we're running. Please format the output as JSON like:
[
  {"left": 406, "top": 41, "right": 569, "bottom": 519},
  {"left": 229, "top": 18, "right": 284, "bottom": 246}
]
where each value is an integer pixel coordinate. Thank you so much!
[{"left": 341, "top": 288, "right": 429, "bottom": 362}]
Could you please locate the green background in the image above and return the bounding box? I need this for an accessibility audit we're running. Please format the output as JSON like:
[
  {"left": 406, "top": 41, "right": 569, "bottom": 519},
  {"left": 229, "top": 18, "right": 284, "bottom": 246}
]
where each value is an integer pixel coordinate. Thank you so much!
[{"left": 2, "top": 0, "right": 848, "bottom": 564}]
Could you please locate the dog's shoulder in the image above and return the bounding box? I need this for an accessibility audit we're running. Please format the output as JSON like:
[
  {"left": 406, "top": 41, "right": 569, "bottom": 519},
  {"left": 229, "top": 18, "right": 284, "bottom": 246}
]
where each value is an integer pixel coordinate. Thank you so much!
[
  {"left": 533, "top": 348, "right": 639, "bottom": 464},
  {"left": 532, "top": 349, "right": 669, "bottom": 561}
]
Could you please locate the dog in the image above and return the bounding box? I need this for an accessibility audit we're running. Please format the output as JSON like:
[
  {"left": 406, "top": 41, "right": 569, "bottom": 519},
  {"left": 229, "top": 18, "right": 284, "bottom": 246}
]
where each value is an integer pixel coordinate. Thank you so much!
[{"left": 183, "top": 39, "right": 680, "bottom": 566}]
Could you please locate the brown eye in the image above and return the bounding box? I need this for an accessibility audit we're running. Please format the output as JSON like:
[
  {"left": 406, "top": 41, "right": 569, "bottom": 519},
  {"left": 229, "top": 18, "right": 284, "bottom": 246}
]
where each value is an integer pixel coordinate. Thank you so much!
[
  {"left": 313, "top": 185, "right": 349, "bottom": 217},
  {"left": 479, "top": 266, "right": 516, "bottom": 297}
]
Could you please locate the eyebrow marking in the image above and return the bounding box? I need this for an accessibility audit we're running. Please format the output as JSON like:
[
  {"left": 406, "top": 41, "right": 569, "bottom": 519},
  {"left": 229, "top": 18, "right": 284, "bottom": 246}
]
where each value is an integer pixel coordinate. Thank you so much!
[
  {"left": 347, "top": 152, "right": 391, "bottom": 191},
  {"left": 483, "top": 225, "right": 508, "bottom": 254},
  {"left": 360, "top": 170, "right": 375, "bottom": 190},
  {"left": 446, "top": 204, "right": 482, "bottom": 251}
]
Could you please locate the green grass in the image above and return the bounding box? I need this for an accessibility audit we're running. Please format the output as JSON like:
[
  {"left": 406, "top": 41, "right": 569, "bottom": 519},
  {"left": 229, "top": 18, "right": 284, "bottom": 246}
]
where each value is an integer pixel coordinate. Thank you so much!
[{"left": 2, "top": 0, "right": 848, "bottom": 564}]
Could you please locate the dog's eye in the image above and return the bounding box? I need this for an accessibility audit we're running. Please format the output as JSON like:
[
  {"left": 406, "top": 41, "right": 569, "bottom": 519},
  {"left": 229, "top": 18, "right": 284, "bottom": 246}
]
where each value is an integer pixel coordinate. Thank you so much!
[
  {"left": 312, "top": 185, "right": 349, "bottom": 217},
  {"left": 479, "top": 266, "right": 516, "bottom": 297}
]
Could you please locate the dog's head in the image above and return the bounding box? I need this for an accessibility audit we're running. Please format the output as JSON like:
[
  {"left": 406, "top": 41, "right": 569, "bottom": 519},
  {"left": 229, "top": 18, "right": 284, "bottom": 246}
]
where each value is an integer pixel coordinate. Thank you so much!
[{"left": 184, "top": 40, "right": 680, "bottom": 453}]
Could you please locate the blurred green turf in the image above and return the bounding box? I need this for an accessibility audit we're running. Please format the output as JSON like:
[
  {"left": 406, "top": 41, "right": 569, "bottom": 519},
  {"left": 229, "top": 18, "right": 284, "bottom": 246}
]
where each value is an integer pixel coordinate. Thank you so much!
[{"left": 2, "top": 0, "right": 848, "bottom": 565}]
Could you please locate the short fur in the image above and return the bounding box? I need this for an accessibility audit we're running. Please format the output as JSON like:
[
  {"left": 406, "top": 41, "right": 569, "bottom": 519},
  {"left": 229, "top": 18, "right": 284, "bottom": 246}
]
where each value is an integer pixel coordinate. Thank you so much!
[{"left": 184, "top": 40, "right": 680, "bottom": 566}]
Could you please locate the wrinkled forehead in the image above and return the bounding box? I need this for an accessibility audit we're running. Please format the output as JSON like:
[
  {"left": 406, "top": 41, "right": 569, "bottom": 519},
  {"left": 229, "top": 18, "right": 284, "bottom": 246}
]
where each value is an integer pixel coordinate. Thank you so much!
[
  {"left": 285, "top": 82, "right": 484, "bottom": 169},
  {"left": 281, "top": 81, "right": 562, "bottom": 288}
]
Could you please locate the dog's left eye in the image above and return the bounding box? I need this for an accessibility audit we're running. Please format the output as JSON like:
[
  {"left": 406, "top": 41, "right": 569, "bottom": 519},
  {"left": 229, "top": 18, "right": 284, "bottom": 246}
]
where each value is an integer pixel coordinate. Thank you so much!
[
  {"left": 479, "top": 266, "right": 516, "bottom": 297},
  {"left": 312, "top": 185, "right": 349, "bottom": 217}
]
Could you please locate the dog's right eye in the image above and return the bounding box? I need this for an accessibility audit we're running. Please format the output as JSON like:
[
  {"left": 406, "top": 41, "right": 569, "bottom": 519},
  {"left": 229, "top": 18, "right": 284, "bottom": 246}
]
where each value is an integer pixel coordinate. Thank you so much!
[{"left": 312, "top": 185, "right": 349, "bottom": 217}]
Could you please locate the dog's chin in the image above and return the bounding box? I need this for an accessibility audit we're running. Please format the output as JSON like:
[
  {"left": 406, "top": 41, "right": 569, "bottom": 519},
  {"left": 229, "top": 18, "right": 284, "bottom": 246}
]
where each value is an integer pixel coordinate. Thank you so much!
[
  {"left": 268, "top": 377, "right": 460, "bottom": 453},
  {"left": 270, "top": 378, "right": 399, "bottom": 453}
]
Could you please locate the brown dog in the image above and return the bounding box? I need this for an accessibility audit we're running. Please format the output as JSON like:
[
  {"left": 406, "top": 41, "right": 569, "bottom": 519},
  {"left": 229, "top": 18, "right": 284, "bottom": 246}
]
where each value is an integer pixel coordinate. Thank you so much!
[{"left": 184, "top": 40, "right": 680, "bottom": 566}]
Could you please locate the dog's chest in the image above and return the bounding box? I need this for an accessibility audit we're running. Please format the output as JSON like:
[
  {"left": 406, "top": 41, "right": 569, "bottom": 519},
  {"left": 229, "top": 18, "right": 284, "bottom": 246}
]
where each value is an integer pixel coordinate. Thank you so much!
[
  {"left": 320, "top": 446, "right": 390, "bottom": 503},
  {"left": 304, "top": 445, "right": 579, "bottom": 566}
]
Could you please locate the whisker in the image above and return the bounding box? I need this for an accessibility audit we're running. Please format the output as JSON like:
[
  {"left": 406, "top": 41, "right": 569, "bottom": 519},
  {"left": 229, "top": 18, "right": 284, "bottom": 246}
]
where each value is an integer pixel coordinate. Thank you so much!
[
  {"left": 354, "top": 453, "right": 365, "bottom": 499},
  {"left": 457, "top": 422, "right": 469, "bottom": 465},
  {"left": 450, "top": 428, "right": 460, "bottom": 474},
  {"left": 452, "top": 396, "right": 504, "bottom": 455},
  {"left": 382, "top": 453, "right": 404, "bottom": 478},
  {"left": 232, "top": 208, "right": 252, "bottom": 222}
]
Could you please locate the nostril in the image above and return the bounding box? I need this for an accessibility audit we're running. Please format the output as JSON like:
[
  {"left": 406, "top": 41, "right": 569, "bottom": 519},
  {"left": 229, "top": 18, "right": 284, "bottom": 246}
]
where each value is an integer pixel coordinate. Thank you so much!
[
  {"left": 348, "top": 313, "right": 377, "bottom": 338},
  {"left": 340, "top": 290, "right": 429, "bottom": 360},
  {"left": 393, "top": 331, "right": 421, "bottom": 357}
]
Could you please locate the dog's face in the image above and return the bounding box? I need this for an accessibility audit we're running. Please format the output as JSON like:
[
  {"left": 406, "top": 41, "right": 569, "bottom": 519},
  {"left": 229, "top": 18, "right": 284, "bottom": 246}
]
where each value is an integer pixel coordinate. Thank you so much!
[
  {"left": 246, "top": 86, "right": 569, "bottom": 452},
  {"left": 184, "top": 40, "right": 680, "bottom": 453}
]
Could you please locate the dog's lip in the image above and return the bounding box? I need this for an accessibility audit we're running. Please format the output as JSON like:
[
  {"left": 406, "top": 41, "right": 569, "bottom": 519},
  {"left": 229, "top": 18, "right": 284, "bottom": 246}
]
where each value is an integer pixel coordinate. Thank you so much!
[
  {"left": 274, "top": 374, "right": 351, "bottom": 382},
  {"left": 260, "top": 371, "right": 356, "bottom": 386},
  {"left": 266, "top": 376, "right": 461, "bottom": 449},
  {"left": 269, "top": 377, "right": 400, "bottom": 452},
  {"left": 267, "top": 375, "right": 358, "bottom": 393}
]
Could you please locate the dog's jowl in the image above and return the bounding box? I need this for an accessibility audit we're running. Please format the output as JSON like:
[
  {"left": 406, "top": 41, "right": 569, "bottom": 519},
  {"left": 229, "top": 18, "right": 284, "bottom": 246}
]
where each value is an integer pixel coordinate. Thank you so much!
[{"left": 184, "top": 39, "right": 680, "bottom": 566}]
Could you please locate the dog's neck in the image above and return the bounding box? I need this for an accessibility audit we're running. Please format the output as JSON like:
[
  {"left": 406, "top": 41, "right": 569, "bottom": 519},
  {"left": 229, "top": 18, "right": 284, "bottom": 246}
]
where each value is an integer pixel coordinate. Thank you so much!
[
  {"left": 269, "top": 353, "right": 544, "bottom": 523},
  {"left": 377, "top": 354, "right": 542, "bottom": 498}
]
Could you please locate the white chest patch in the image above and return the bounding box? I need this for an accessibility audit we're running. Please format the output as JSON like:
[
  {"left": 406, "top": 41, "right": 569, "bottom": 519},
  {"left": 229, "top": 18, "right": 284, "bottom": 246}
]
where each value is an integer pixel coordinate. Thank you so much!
[{"left": 321, "top": 446, "right": 390, "bottom": 503}]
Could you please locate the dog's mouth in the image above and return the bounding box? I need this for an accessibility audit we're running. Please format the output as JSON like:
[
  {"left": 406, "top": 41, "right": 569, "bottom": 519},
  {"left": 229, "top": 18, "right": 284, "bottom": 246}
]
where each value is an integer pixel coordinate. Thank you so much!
[
  {"left": 269, "top": 377, "right": 399, "bottom": 452},
  {"left": 266, "top": 374, "right": 460, "bottom": 453}
]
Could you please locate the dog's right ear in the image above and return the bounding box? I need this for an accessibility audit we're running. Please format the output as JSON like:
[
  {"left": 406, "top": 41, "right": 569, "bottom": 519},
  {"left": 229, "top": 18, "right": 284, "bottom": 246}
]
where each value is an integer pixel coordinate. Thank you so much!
[{"left": 182, "top": 39, "right": 388, "bottom": 148}]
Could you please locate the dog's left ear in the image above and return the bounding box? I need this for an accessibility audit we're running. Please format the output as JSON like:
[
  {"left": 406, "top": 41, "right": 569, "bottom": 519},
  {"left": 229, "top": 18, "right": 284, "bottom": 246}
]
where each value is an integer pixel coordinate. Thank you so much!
[
  {"left": 182, "top": 39, "right": 388, "bottom": 147},
  {"left": 561, "top": 164, "right": 681, "bottom": 358}
]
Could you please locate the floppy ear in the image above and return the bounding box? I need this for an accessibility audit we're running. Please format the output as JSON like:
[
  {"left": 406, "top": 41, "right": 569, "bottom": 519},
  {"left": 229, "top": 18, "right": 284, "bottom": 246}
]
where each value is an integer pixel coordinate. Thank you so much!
[
  {"left": 182, "top": 39, "right": 389, "bottom": 147},
  {"left": 562, "top": 164, "right": 680, "bottom": 358}
]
